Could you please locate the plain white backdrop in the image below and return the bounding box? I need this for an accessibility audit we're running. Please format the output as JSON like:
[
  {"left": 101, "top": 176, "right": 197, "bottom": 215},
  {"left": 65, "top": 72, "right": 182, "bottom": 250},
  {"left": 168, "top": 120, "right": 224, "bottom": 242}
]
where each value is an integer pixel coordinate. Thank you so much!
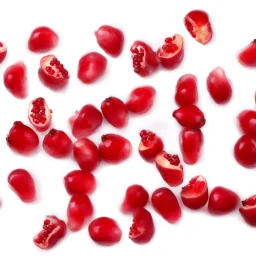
[{"left": 0, "top": 0, "right": 256, "bottom": 255}]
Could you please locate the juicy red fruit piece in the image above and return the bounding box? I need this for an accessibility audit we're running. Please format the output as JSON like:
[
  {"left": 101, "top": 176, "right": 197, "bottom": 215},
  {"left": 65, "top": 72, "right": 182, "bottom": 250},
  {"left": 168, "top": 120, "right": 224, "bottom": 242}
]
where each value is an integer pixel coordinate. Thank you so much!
[
  {"left": 173, "top": 105, "right": 206, "bottom": 129},
  {"left": 43, "top": 129, "right": 72, "bottom": 158},
  {"left": 179, "top": 128, "right": 204, "bottom": 164},
  {"left": 69, "top": 104, "right": 103, "bottom": 139},
  {"left": 99, "top": 134, "right": 132, "bottom": 164},
  {"left": 89, "top": 217, "right": 122, "bottom": 245},
  {"left": 4, "top": 61, "right": 27, "bottom": 99},
  {"left": 157, "top": 35, "right": 184, "bottom": 69},
  {"left": 38, "top": 55, "right": 69, "bottom": 90},
  {"left": 73, "top": 138, "right": 101, "bottom": 172},
  {"left": 238, "top": 110, "right": 256, "bottom": 139},
  {"left": 139, "top": 130, "right": 164, "bottom": 162},
  {"left": 0, "top": 42, "right": 7, "bottom": 63},
  {"left": 208, "top": 186, "right": 239, "bottom": 215},
  {"left": 28, "top": 26, "right": 59, "bottom": 53},
  {"left": 95, "top": 25, "right": 124, "bottom": 57},
  {"left": 184, "top": 10, "right": 212, "bottom": 44},
  {"left": 175, "top": 74, "right": 198, "bottom": 106},
  {"left": 121, "top": 185, "right": 149, "bottom": 213},
  {"left": 126, "top": 86, "right": 156, "bottom": 114},
  {"left": 155, "top": 151, "right": 184, "bottom": 187},
  {"left": 101, "top": 97, "right": 129, "bottom": 128},
  {"left": 78, "top": 52, "right": 107, "bottom": 84},
  {"left": 6, "top": 121, "right": 39, "bottom": 155},
  {"left": 239, "top": 195, "right": 256, "bottom": 226},
  {"left": 152, "top": 187, "right": 182, "bottom": 223},
  {"left": 33, "top": 216, "right": 66, "bottom": 249},
  {"left": 129, "top": 208, "right": 154, "bottom": 244},
  {"left": 67, "top": 194, "right": 93, "bottom": 232},
  {"left": 8, "top": 169, "right": 36, "bottom": 203},
  {"left": 130, "top": 41, "right": 159, "bottom": 77},
  {"left": 181, "top": 175, "right": 208, "bottom": 209},
  {"left": 238, "top": 40, "right": 256, "bottom": 67},
  {"left": 64, "top": 170, "right": 96, "bottom": 195}
]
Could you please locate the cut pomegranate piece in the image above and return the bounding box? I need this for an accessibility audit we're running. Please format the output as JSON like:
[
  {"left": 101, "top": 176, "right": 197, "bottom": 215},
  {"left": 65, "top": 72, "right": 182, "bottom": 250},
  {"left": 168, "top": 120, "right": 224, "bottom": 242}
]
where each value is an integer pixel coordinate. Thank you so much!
[
  {"left": 8, "top": 169, "right": 36, "bottom": 203},
  {"left": 238, "top": 40, "right": 256, "bottom": 67},
  {"left": 38, "top": 55, "right": 69, "bottom": 90},
  {"left": 239, "top": 195, "right": 256, "bottom": 226},
  {"left": 121, "top": 185, "right": 149, "bottom": 214},
  {"left": 3, "top": 61, "right": 27, "bottom": 99},
  {"left": 73, "top": 138, "right": 101, "bottom": 172},
  {"left": 126, "top": 86, "right": 156, "bottom": 114},
  {"left": 78, "top": 52, "right": 107, "bottom": 84},
  {"left": 67, "top": 194, "right": 93, "bottom": 232},
  {"left": 88, "top": 217, "right": 122, "bottom": 245},
  {"left": 181, "top": 175, "right": 208, "bottom": 209},
  {"left": 151, "top": 187, "right": 182, "bottom": 223},
  {"left": 99, "top": 134, "right": 132, "bottom": 164},
  {"left": 0, "top": 42, "right": 7, "bottom": 63},
  {"left": 139, "top": 130, "right": 164, "bottom": 162},
  {"left": 129, "top": 208, "right": 155, "bottom": 244},
  {"left": 157, "top": 35, "right": 184, "bottom": 69},
  {"left": 6, "top": 121, "right": 39, "bottom": 155},
  {"left": 179, "top": 128, "right": 204, "bottom": 164},
  {"left": 95, "top": 25, "right": 124, "bottom": 57},
  {"left": 28, "top": 97, "right": 52, "bottom": 132},
  {"left": 69, "top": 104, "right": 103, "bottom": 139},
  {"left": 64, "top": 170, "right": 96, "bottom": 195},
  {"left": 175, "top": 74, "right": 198, "bottom": 106},
  {"left": 43, "top": 129, "right": 72, "bottom": 158},
  {"left": 28, "top": 26, "right": 59, "bottom": 53},
  {"left": 208, "top": 186, "right": 239, "bottom": 215},
  {"left": 184, "top": 10, "right": 212, "bottom": 44},
  {"left": 207, "top": 67, "right": 232, "bottom": 104},
  {"left": 238, "top": 110, "right": 256, "bottom": 139},
  {"left": 155, "top": 151, "right": 184, "bottom": 187},
  {"left": 130, "top": 41, "right": 159, "bottom": 77},
  {"left": 101, "top": 97, "right": 129, "bottom": 128},
  {"left": 173, "top": 105, "right": 206, "bottom": 129},
  {"left": 234, "top": 135, "right": 256, "bottom": 168},
  {"left": 33, "top": 216, "right": 66, "bottom": 249}
]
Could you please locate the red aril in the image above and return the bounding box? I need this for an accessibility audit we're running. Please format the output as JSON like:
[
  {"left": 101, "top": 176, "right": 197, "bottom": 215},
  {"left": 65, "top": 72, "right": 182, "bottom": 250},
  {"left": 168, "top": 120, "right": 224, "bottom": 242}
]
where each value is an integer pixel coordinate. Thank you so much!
[
  {"left": 69, "top": 104, "right": 103, "bottom": 139},
  {"left": 28, "top": 26, "right": 58, "bottom": 53},
  {"left": 99, "top": 134, "right": 132, "bottom": 164},
  {"left": 38, "top": 55, "right": 69, "bottom": 90},
  {"left": 179, "top": 128, "right": 204, "bottom": 164},
  {"left": 89, "top": 217, "right": 122, "bottom": 245},
  {"left": 208, "top": 186, "right": 239, "bottom": 215},
  {"left": 175, "top": 74, "right": 198, "bottom": 106},
  {"left": 157, "top": 35, "right": 184, "bottom": 69},
  {"left": 6, "top": 121, "right": 39, "bottom": 155},
  {"left": 78, "top": 52, "right": 107, "bottom": 84},
  {"left": 0, "top": 42, "right": 7, "bottom": 63},
  {"left": 234, "top": 135, "right": 256, "bottom": 168},
  {"left": 238, "top": 110, "right": 256, "bottom": 139},
  {"left": 4, "top": 61, "right": 27, "bottom": 99},
  {"left": 138, "top": 130, "right": 164, "bottom": 162},
  {"left": 184, "top": 10, "right": 212, "bottom": 44},
  {"left": 207, "top": 67, "right": 232, "bottom": 104},
  {"left": 43, "top": 129, "right": 72, "bottom": 158},
  {"left": 73, "top": 138, "right": 101, "bottom": 172},
  {"left": 95, "top": 25, "right": 124, "bottom": 57},
  {"left": 151, "top": 187, "right": 182, "bottom": 224},
  {"left": 126, "top": 86, "right": 156, "bottom": 114},
  {"left": 8, "top": 169, "right": 36, "bottom": 203},
  {"left": 33, "top": 216, "right": 66, "bottom": 249},
  {"left": 130, "top": 41, "right": 159, "bottom": 77},
  {"left": 181, "top": 175, "right": 208, "bottom": 209},
  {"left": 173, "top": 105, "right": 206, "bottom": 129},
  {"left": 238, "top": 40, "right": 256, "bottom": 67},
  {"left": 239, "top": 195, "right": 256, "bottom": 226},
  {"left": 121, "top": 185, "right": 149, "bottom": 214},
  {"left": 67, "top": 194, "right": 93, "bottom": 232},
  {"left": 64, "top": 170, "right": 96, "bottom": 195},
  {"left": 101, "top": 97, "right": 129, "bottom": 128},
  {"left": 155, "top": 151, "right": 184, "bottom": 187},
  {"left": 129, "top": 208, "right": 154, "bottom": 244}
]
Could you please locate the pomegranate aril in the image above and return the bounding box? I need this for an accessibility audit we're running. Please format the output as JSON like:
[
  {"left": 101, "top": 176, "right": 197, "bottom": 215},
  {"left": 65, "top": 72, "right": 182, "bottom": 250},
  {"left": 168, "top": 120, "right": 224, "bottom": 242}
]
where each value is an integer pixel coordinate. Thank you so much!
[
  {"left": 238, "top": 40, "right": 256, "bottom": 67},
  {"left": 238, "top": 110, "right": 256, "bottom": 139},
  {"left": 239, "top": 195, "right": 256, "bottom": 226},
  {"left": 0, "top": 42, "right": 7, "bottom": 63}
]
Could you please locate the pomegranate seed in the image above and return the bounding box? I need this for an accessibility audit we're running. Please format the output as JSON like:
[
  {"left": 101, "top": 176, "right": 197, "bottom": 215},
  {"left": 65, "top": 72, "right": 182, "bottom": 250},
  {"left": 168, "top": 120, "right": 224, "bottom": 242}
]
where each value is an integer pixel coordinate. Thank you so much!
[
  {"left": 238, "top": 110, "right": 256, "bottom": 139},
  {"left": 238, "top": 40, "right": 256, "bottom": 67},
  {"left": 0, "top": 42, "right": 7, "bottom": 63},
  {"left": 239, "top": 195, "right": 256, "bottom": 226}
]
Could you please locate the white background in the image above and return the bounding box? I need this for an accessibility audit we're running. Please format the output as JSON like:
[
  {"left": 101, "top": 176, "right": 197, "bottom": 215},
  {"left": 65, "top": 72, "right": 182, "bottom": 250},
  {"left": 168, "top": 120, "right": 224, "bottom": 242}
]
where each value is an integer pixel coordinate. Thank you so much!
[{"left": 0, "top": 0, "right": 256, "bottom": 255}]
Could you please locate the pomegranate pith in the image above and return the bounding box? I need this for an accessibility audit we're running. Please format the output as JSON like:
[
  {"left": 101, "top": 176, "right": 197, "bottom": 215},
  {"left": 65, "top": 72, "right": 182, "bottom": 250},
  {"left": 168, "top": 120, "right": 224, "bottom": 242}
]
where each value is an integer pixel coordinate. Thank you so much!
[{"left": 0, "top": 42, "right": 7, "bottom": 63}]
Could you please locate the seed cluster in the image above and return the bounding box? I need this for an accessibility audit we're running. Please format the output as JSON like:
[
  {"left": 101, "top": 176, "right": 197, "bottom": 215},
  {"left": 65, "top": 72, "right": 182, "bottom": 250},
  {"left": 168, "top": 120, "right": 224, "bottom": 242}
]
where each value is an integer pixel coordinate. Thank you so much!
[
  {"left": 34, "top": 219, "right": 57, "bottom": 244},
  {"left": 30, "top": 97, "right": 47, "bottom": 124},
  {"left": 164, "top": 154, "right": 180, "bottom": 166},
  {"left": 140, "top": 130, "right": 156, "bottom": 146},
  {"left": 132, "top": 47, "right": 145, "bottom": 74},
  {"left": 45, "top": 58, "right": 69, "bottom": 79}
]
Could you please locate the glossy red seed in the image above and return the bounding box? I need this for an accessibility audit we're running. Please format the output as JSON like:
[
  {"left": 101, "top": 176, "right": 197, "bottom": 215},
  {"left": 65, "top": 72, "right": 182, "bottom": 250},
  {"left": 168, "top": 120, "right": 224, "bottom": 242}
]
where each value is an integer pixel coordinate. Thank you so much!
[
  {"left": 0, "top": 42, "right": 7, "bottom": 63},
  {"left": 239, "top": 194, "right": 256, "bottom": 226},
  {"left": 238, "top": 40, "right": 256, "bottom": 67},
  {"left": 238, "top": 110, "right": 256, "bottom": 139}
]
